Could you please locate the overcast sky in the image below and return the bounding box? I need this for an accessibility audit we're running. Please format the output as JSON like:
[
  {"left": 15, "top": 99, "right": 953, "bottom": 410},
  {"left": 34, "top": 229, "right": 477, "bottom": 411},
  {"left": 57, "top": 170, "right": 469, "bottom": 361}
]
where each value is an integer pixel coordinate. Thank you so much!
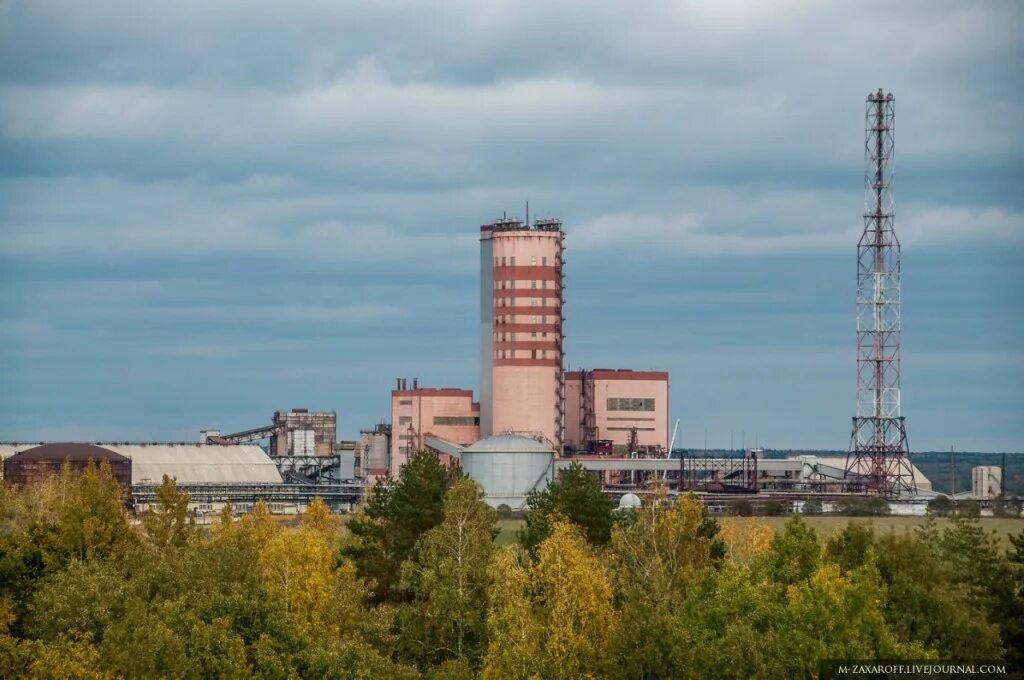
[{"left": 1, "top": 1, "right": 1021, "bottom": 451}]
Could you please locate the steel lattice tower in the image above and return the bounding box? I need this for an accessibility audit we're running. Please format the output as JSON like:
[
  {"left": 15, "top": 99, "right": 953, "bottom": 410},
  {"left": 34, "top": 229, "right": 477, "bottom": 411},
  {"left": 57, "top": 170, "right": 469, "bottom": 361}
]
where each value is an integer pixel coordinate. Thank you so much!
[{"left": 845, "top": 89, "right": 917, "bottom": 498}]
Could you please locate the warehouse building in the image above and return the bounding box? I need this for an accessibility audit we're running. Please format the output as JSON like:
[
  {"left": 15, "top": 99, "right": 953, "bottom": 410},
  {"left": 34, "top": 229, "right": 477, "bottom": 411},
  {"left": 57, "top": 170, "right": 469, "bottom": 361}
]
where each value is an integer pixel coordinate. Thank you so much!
[{"left": 2, "top": 443, "right": 132, "bottom": 488}]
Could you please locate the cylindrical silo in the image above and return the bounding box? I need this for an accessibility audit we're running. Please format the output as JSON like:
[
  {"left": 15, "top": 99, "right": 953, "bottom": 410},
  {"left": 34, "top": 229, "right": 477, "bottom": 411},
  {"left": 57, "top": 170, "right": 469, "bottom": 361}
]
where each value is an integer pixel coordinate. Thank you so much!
[{"left": 460, "top": 434, "right": 554, "bottom": 509}]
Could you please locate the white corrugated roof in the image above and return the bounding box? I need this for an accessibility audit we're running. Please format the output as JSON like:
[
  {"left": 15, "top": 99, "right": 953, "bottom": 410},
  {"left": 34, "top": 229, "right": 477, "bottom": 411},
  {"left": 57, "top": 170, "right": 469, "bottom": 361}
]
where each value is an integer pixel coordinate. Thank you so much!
[
  {"left": 111, "top": 444, "right": 282, "bottom": 484},
  {"left": 816, "top": 456, "right": 932, "bottom": 490}
]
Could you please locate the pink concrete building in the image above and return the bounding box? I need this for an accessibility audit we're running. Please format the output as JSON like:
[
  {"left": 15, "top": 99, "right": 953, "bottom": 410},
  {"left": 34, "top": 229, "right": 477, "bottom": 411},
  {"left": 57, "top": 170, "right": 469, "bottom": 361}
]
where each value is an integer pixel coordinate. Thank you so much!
[
  {"left": 564, "top": 369, "right": 669, "bottom": 455},
  {"left": 390, "top": 379, "right": 480, "bottom": 476},
  {"left": 480, "top": 217, "right": 565, "bottom": 449}
]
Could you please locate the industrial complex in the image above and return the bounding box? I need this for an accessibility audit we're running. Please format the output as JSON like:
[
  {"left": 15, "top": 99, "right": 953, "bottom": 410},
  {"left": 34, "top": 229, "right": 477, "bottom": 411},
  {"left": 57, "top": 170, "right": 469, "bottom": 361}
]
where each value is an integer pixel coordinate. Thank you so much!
[{"left": 0, "top": 90, "right": 1015, "bottom": 517}]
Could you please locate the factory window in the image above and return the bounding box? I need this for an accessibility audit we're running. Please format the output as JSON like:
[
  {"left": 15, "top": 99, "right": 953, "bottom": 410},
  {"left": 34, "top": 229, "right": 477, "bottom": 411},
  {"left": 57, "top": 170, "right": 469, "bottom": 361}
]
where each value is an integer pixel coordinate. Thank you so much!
[
  {"left": 510, "top": 256, "right": 516, "bottom": 265},
  {"left": 510, "top": 333, "right": 516, "bottom": 341},
  {"left": 532, "top": 331, "right": 537, "bottom": 338},
  {"left": 531, "top": 349, "right": 537, "bottom": 359},
  {"left": 542, "top": 280, "right": 548, "bottom": 289},
  {"left": 607, "top": 397, "right": 656, "bottom": 412},
  {"left": 531, "top": 280, "right": 537, "bottom": 289},
  {"left": 398, "top": 434, "right": 415, "bottom": 440},
  {"left": 495, "top": 258, "right": 499, "bottom": 267},
  {"left": 398, "top": 399, "right": 413, "bottom": 406},
  {"left": 434, "top": 416, "right": 479, "bottom": 426},
  {"left": 533, "top": 316, "right": 538, "bottom": 324},
  {"left": 531, "top": 256, "right": 537, "bottom": 265},
  {"left": 501, "top": 257, "right": 506, "bottom": 266},
  {"left": 399, "top": 416, "right": 412, "bottom": 425},
  {"left": 542, "top": 256, "right": 547, "bottom": 266},
  {"left": 531, "top": 299, "right": 537, "bottom": 306}
]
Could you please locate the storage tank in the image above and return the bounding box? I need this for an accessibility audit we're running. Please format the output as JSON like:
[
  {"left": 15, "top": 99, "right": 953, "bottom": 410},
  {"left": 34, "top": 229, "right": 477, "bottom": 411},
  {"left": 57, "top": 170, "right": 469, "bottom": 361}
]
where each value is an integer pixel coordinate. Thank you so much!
[
  {"left": 2, "top": 443, "right": 132, "bottom": 488},
  {"left": 460, "top": 434, "right": 554, "bottom": 509}
]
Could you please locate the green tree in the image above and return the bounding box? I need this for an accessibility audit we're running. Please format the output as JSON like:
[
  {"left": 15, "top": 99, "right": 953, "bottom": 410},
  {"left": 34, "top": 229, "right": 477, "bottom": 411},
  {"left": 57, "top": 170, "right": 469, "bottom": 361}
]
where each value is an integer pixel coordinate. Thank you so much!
[
  {"left": 926, "top": 495, "right": 953, "bottom": 517},
  {"left": 343, "top": 452, "right": 460, "bottom": 603},
  {"left": 399, "top": 477, "right": 497, "bottom": 669},
  {"left": 824, "top": 521, "right": 875, "bottom": 573},
  {"left": 801, "top": 498, "right": 823, "bottom": 515},
  {"left": 608, "top": 492, "right": 717, "bottom": 679},
  {"left": 752, "top": 515, "right": 821, "bottom": 586},
  {"left": 518, "top": 462, "right": 614, "bottom": 557},
  {"left": 872, "top": 532, "right": 1003, "bottom": 662}
]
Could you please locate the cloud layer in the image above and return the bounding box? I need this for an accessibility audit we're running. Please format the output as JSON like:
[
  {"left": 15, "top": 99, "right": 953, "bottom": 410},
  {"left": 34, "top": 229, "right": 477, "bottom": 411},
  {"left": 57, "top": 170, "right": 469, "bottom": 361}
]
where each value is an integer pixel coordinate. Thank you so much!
[{"left": 1, "top": 0, "right": 1021, "bottom": 450}]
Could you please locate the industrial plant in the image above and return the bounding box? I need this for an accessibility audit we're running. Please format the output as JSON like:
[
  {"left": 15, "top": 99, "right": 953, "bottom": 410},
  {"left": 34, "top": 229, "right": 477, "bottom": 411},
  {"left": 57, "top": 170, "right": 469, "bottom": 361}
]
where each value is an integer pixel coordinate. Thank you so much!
[{"left": 0, "top": 90, "right": 1015, "bottom": 517}]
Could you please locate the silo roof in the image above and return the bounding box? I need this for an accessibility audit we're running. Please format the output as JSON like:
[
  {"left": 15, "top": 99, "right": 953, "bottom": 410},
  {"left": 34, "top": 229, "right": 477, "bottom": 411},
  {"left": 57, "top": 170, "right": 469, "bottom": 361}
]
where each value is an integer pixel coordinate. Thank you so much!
[
  {"left": 9, "top": 443, "right": 129, "bottom": 463},
  {"left": 463, "top": 434, "right": 553, "bottom": 454}
]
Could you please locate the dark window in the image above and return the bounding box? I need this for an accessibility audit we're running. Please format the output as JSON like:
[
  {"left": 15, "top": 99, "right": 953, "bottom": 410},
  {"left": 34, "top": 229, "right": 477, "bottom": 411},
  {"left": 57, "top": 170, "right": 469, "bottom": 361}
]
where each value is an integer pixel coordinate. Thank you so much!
[
  {"left": 607, "top": 397, "right": 656, "bottom": 412},
  {"left": 434, "top": 416, "right": 479, "bottom": 426}
]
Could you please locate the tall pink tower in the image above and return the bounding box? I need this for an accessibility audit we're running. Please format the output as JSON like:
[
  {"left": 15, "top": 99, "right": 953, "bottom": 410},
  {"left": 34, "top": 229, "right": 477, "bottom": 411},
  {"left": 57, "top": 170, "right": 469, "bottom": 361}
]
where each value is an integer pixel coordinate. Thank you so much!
[
  {"left": 480, "top": 216, "right": 565, "bottom": 450},
  {"left": 846, "top": 90, "right": 917, "bottom": 497}
]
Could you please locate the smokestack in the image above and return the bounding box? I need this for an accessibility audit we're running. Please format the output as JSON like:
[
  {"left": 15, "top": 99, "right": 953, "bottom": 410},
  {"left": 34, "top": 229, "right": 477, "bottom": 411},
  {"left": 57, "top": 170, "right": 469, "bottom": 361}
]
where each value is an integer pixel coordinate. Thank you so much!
[{"left": 413, "top": 377, "right": 418, "bottom": 390}]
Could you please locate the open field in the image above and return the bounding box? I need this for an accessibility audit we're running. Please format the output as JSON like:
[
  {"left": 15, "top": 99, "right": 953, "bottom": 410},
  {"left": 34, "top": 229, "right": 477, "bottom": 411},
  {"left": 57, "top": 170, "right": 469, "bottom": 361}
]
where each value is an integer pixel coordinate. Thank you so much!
[
  {"left": 494, "top": 516, "right": 1024, "bottom": 548},
  {"left": 723, "top": 516, "right": 1024, "bottom": 547}
]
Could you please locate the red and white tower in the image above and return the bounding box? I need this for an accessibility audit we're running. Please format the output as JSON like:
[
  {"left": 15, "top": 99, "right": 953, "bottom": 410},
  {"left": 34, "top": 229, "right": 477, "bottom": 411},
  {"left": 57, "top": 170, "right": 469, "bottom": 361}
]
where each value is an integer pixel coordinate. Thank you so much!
[
  {"left": 846, "top": 89, "right": 917, "bottom": 497},
  {"left": 480, "top": 217, "right": 565, "bottom": 450}
]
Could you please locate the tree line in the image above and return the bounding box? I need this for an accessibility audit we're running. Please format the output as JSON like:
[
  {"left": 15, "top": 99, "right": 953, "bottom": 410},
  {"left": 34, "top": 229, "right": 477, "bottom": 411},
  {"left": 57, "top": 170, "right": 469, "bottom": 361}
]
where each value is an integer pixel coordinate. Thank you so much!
[{"left": 1, "top": 454, "right": 1022, "bottom": 678}]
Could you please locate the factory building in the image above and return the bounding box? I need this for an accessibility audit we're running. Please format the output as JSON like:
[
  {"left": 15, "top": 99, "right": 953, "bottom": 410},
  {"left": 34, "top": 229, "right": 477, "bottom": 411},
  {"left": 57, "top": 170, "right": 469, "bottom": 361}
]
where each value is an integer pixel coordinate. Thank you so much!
[
  {"left": 564, "top": 369, "right": 670, "bottom": 455},
  {"left": 480, "top": 217, "right": 565, "bottom": 450},
  {"left": 972, "top": 465, "right": 1002, "bottom": 500},
  {"left": 3, "top": 443, "right": 133, "bottom": 488},
  {"left": 390, "top": 379, "right": 480, "bottom": 476},
  {"left": 270, "top": 409, "right": 336, "bottom": 457},
  {"left": 1, "top": 442, "right": 283, "bottom": 486},
  {"left": 356, "top": 424, "right": 391, "bottom": 482}
]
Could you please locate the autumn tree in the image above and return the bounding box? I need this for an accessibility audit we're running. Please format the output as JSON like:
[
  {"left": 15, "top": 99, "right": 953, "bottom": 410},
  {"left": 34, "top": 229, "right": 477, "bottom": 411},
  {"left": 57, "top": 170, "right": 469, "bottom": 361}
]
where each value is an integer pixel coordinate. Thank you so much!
[
  {"left": 56, "top": 460, "right": 134, "bottom": 563},
  {"left": 484, "top": 520, "right": 617, "bottom": 679},
  {"left": 141, "top": 475, "right": 194, "bottom": 550},
  {"left": 609, "top": 492, "right": 719, "bottom": 679},
  {"left": 518, "top": 462, "right": 615, "bottom": 557},
  {"left": 343, "top": 451, "right": 461, "bottom": 602},
  {"left": 718, "top": 517, "right": 773, "bottom": 566},
  {"left": 399, "top": 477, "right": 497, "bottom": 670},
  {"left": 480, "top": 546, "right": 543, "bottom": 680}
]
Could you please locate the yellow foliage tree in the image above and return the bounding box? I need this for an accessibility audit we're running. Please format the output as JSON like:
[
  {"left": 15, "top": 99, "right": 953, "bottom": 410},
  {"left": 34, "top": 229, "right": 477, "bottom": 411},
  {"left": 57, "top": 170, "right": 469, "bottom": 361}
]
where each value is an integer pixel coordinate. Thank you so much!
[
  {"left": 481, "top": 546, "right": 544, "bottom": 680},
  {"left": 719, "top": 517, "right": 774, "bottom": 565},
  {"left": 259, "top": 522, "right": 334, "bottom": 636},
  {"left": 611, "top": 492, "right": 713, "bottom": 600},
  {"left": 536, "top": 521, "right": 617, "bottom": 679},
  {"left": 483, "top": 520, "right": 617, "bottom": 680}
]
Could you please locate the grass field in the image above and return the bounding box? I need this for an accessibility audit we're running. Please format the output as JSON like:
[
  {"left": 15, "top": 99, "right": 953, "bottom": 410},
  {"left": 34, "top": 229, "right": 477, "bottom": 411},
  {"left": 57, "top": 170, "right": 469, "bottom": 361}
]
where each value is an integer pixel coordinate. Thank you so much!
[{"left": 494, "top": 516, "right": 1024, "bottom": 548}]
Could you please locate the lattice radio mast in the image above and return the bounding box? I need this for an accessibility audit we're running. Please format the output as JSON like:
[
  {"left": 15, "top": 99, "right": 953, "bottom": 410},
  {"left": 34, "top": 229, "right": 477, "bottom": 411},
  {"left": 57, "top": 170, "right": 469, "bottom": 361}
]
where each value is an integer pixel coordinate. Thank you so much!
[{"left": 845, "top": 89, "right": 917, "bottom": 497}]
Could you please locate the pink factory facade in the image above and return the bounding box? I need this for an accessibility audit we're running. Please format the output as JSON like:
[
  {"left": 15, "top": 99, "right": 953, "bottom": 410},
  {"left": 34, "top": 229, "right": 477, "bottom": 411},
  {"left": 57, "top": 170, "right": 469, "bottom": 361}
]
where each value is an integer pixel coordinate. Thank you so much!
[
  {"left": 383, "top": 215, "right": 670, "bottom": 474},
  {"left": 479, "top": 218, "right": 565, "bottom": 449},
  {"left": 390, "top": 380, "right": 480, "bottom": 476},
  {"left": 564, "top": 370, "right": 669, "bottom": 455}
]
